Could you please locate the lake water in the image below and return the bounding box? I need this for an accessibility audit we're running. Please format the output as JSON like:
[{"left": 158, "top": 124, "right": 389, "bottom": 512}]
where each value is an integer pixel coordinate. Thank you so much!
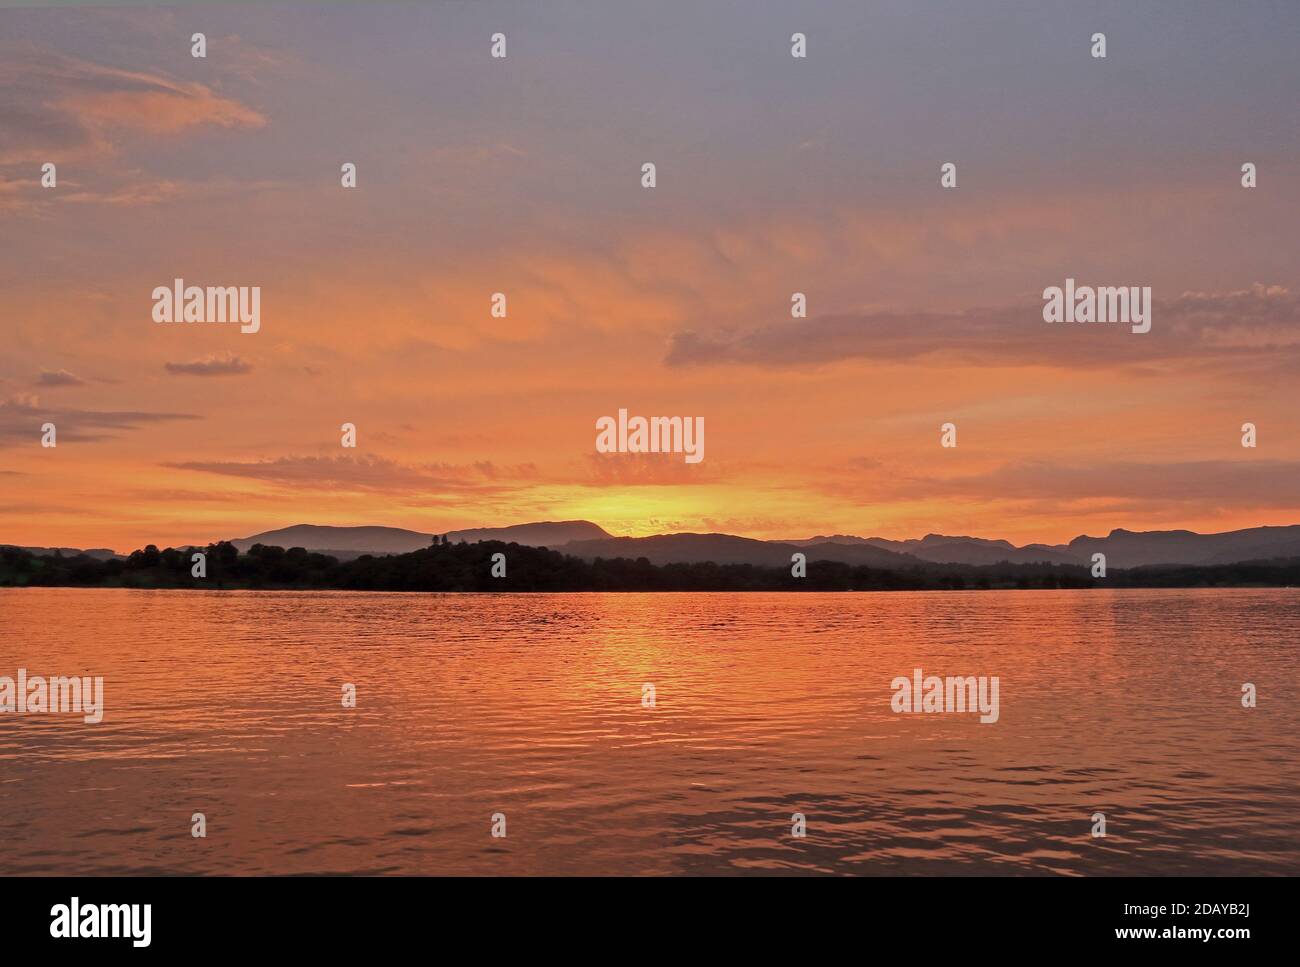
[{"left": 1, "top": 587, "right": 1297, "bottom": 875}]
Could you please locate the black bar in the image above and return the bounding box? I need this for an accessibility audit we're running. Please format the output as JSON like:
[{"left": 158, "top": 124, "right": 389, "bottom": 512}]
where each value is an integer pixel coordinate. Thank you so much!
[{"left": 0, "top": 875, "right": 1274, "bottom": 954}]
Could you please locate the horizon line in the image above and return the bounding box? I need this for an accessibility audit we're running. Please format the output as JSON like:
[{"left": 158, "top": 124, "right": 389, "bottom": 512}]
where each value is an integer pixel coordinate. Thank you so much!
[{"left": 9, "top": 517, "right": 1300, "bottom": 557}]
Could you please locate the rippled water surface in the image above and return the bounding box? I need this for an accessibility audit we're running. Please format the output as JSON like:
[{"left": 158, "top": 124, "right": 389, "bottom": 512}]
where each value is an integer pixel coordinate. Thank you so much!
[{"left": 1, "top": 587, "right": 1297, "bottom": 875}]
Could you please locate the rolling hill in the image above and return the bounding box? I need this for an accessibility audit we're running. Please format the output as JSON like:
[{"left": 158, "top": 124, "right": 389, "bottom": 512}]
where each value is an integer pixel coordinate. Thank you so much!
[{"left": 207, "top": 521, "right": 1300, "bottom": 569}]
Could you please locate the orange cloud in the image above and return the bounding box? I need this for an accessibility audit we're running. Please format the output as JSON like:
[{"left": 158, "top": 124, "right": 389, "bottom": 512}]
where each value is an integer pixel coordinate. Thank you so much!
[
  {"left": 58, "top": 85, "right": 264, "bottom": 135},
  {"left": 0, "top": 50, "right": 265, "bottom": 163}
]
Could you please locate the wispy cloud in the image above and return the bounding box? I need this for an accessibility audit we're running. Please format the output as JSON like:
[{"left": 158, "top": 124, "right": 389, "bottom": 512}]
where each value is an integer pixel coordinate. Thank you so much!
[
  {"left": 37, "top": 369, "right": 86, "bottom": 387},
  {"left": 165, "top": 353, "right": 252, "bottom": 377},
  {"left": 585, "top": 452, "right": 713, "bottom": 486},
  {"left": 164, "top": 454, "right": 539, "bottom": 496},
  {"left": 812, "top": 457, "right": 1300, "bottom": 507},
  {"left": 665, "top": 285, "right": 1300, "bottom": 373},
  {"left": 0, "top": 48, "right": 265, "bottom": 164},
  {"left": 0, "top": 393, "right": 199, "bottom": 446}
]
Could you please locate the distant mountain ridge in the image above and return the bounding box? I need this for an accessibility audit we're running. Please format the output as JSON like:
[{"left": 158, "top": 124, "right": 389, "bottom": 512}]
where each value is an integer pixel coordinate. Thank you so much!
[
  {"left": 230, "top": 520, "right": 611, "bottom": 559},
  {"left": 1064, "top": 525, "right": 1300, "bottom": 568},
  {"left": 231, "top": 524, "right": 433, "bottom": 556},
  {"left": 445, "top": 521, "right": 611, "bottom": 546},
  {"left": 780, "top": 526, "right": 1300, "bottom": 568},
  {"left": 27, "top": 521, "right": 1300, "bottom": 569},
  {"left": 0, "top": 544, "right": 120, "bottom": 561}
]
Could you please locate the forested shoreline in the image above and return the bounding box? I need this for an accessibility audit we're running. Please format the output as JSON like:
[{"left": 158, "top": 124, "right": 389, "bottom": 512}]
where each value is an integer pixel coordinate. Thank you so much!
[{"left": 3, "top": 541, "right": 1299, "bottom": 592}]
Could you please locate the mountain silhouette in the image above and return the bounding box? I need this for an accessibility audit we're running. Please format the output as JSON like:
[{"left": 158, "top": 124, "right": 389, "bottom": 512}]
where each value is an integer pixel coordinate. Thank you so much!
[
  {"left": 0, "top": 544, "right": 119, "bottom": 561},
  {"left": 82, "top": 521, "right": 1300, "bottom": 569},
  {"left": 231, "top": 524, "right": 433, "bottom": 556},
  {"left": 1064, "top": 524, "right": 1300, "bottom": 568},
  {"left": 230, "top": 520, "right": 611, "bottom": 558},
  {"left": 444, "top": 521, "right": 611, "bottom": 546}
]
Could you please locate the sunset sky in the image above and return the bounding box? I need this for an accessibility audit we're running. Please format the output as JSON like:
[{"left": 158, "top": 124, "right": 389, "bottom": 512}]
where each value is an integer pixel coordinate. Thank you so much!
[{"left": 2, "top": 1, "right": 1299, "bottom": 552}]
